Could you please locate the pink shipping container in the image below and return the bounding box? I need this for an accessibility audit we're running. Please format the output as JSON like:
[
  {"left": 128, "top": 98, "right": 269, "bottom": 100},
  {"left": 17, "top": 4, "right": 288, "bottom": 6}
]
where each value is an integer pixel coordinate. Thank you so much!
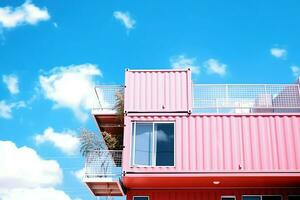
[
  {"left": 124, "top": 69, "right": 192, "bottom": 113},
  {"left": 122, "top": 114, "right": 300, "bottom": 173}
]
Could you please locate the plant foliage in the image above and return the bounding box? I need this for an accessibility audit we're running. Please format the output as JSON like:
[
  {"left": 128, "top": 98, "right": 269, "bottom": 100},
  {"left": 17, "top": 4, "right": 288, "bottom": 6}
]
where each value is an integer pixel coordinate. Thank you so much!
[{"left": 79, "top": 129, "right": 103, "bottom": 158}]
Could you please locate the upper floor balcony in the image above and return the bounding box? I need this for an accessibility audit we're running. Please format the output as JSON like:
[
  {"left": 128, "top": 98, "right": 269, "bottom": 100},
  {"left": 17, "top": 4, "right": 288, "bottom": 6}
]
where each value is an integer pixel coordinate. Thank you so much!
[
  {"left": 92, "top": 85, "right": 124, "bottom": 139},
  {"left": 93, "top": 85, "right": 124, "bottom": 114}
]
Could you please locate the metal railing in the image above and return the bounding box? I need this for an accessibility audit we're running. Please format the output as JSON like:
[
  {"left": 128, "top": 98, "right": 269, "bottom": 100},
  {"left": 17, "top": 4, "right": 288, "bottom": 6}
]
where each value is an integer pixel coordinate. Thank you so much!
[
  {"left": 193, "top": 84, "right": 300, "bottom": 113},
  {"left": 84, "top": 150, "right": 122, "bottom": 178},
  {"left": 93, "top": 84, "right": 300, "bottom": 114},
  {"left": 94, "top": 85, "right": 124, "bottom": 111}
]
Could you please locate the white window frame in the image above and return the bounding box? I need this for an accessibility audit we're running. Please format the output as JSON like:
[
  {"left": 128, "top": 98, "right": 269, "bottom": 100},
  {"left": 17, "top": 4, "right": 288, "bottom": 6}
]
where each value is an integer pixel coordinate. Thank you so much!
[
  {"left": 221, "top": 196, "right": 236, "bottom": 200},
  {"left": 242, "top": 195, "right": 282, "bottom": 200},
  {"left": 131, "top": 121, "right": 176, "bottom": 167},
  {"left": 133, "top": 196, "right": 149, "bottom": 200}
]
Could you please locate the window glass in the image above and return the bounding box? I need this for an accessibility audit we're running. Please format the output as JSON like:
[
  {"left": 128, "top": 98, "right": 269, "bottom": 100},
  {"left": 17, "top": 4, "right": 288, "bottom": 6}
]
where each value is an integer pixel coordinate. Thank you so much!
[
  {"left": 132, "top": 122, "right": 174, "bottom": 166},
  {"left": 288, "top": 196, "right": 300, "bottom": 200},
  {"left": 155, "top": 123, "right": 174, "bottom": 166},
  {"left": 243, "top": 196, "right": 260, "bottom": 200},
  {"left": 133, "top": 197, "right": 149, "bottom": 200},
  {"left": 262, "top": 196, "right": 281, "bottom": 200},
  {"left": 134, "top": 123, "right": 153, "bottom": 165}
]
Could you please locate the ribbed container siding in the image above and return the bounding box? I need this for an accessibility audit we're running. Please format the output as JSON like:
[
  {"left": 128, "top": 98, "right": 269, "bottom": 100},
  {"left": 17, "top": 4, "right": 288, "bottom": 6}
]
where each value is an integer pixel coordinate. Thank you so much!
[
  {"left": 123, "top": 114, "right": 300, "bottom": 173},
  {"left": 124, "top": 69, "right": 192, "bottom": 113},
  {"left": 127, "top": 188, "right": 300, "bottom": 200}
]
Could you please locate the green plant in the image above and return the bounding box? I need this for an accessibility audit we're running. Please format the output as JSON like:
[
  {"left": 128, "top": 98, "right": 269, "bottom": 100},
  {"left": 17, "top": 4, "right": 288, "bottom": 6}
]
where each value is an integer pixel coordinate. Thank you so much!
[
  {"left": 114, "top": 90, "right": 124, "bottom": 123},
  {"left": 102, "top": 131, "right": 123, "bottom": 150},
  {"left": 79, "top": 129, "right": 103, "bottom": 158}
]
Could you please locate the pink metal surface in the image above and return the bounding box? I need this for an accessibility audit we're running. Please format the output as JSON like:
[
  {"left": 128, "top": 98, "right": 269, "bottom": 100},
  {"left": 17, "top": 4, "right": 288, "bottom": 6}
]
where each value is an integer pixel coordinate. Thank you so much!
[
  {"left": 122, "top": 114, "right": 300, "bottom": 173},
  {"left": 124, "top": 69, "right": 192, "bottom": 113}
]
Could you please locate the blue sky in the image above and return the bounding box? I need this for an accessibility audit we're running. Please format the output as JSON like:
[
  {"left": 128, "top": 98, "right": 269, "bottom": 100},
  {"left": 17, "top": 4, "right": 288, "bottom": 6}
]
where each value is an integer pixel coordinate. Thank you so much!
[{"left": 0, "top": 0, "right": 300, "bottom": 199}]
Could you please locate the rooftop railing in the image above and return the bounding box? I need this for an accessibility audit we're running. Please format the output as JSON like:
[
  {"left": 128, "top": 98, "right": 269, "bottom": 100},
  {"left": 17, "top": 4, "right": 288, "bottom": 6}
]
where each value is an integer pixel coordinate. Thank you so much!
[
  {"left": 84, "top": 150, "right": 122, "bottom": 179},
  {"left": 93, "top": 84, "right": 300, "bottom": 114},
  {"left": 94, "top": 85, "right": 124, "bottom": 112},
  {"left": 193, "top": 84, "right": 300, "bottom": 113}
]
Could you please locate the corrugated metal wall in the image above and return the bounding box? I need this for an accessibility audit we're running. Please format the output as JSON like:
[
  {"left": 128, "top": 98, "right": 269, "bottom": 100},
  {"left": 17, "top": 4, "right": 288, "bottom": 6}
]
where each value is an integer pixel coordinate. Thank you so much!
[
  {"left": 124, "top": 69, "right": 192, "bottom": 113},
  {"left": 123, "top": 114, "right": 300, "bottom": 173},
  {"left": 127, "top": 188, "right": 300, "bottom": 200}
]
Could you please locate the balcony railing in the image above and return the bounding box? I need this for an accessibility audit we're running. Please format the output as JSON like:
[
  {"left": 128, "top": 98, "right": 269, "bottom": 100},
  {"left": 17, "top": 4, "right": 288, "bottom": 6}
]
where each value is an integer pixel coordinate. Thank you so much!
[
  {"left": 193, "top": 84, "right": 300, "bottom": 113},
  {"left": 93, "top": 84, "right": 300, "bottom": 114},
  {"left": 84, "top": 150, "right": 122, "bottom": 179},
  {"left": 94, "top": 85, "right": 124, "bottom": 112}
]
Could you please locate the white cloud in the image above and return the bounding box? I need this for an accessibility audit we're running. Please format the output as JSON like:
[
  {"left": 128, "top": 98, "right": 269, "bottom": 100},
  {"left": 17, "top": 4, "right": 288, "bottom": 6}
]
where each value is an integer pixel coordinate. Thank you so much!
[
  {"left": 0, "top": 141, "right": 62, "bottom": 189},
  {"left": 39, "top": 63, "right": 102, "bottom": 122},
  {"left": 270, "top": 47, "right": 287, "bottom": 58},
  {"left": 0, "top": 100, "right": 25, "bottom": 119},
  {"left": 113, "top": 11, "right": 136, "bottom": 30},
  {"left": 204, "top": 58, "right": 227, "bottom": 76},
  {"left": 0, "top": 188, "right": 71, "bottom": 200},
  {"left": 0, "top": 141, "right": 72, "bottom": 200},
  {"left": 2, "top": 74, "right": 19, "bottom": 94},
  {"left": 291, "top": 65, "right": 300, "bottom": 77},
  {"left": 73, "top": 168, "right": 84, "bottom": 181},
  {"left": 170, "top": 55, "right": 200, "bottom": 74},
  {"left": 0, "top": 101, "right": 11, "bottom": 119},
  {"left": 35, "top": 127, "right": 80, "bottom": 155},
  {"left": 0, "top": 0, "right": 50, "bottom": 29}
]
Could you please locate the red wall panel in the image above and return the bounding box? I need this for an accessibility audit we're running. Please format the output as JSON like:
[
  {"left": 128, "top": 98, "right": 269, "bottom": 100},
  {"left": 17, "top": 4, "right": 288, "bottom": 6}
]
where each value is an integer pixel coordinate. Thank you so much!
[{"left": 127, "top": 188, "right": 300, "bottom": 200}]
